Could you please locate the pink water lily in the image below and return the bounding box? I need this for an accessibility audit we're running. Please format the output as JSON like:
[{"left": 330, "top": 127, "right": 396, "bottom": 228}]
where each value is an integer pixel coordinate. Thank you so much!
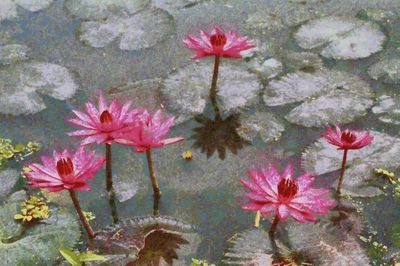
[
  {"left": 68, "top": 95, "right": 140, "bottom": 145},
  {"left": 241, "top": 164, "right": 335, "bottom": 232},
  {"left": 183, "top": 26, "right": 255, "bottom": 59},
  {"left": 25, "top": 147, "right": 105, "bottom": 192}
]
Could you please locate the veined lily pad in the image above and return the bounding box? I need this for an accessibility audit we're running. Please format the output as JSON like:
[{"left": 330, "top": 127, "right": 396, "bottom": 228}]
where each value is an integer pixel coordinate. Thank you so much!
[
  {"left": 79, "top": 8, "right": 175, "bottom": 51},
  {"left": 0, "top": 62, "right": 78, "bottom": 115},
  {"left": 302, "top": 131, "right": 400, "bottom": 197},
  {"left": 294, "top": 17, "right": 386, "bottom": 60},
  {"left": 0, "top": 44, "right": 29, "bottom": 66},
  {"left": 0, "top": 191, "right": 80, "bottom": 266},
  {"left": 372, "top": 95, "right": 400, "bottom": 125},
  {"left": 0, "top": 0, "right": 53, "bottom": 21},
  {"left": 288, "top": 222, "right": 370, "bottom": 266},
  {"left": 368, "top": 58, "right": 400, "bottom": 84},
  {"left": 161, "top": 63, "right": 262, "bottom": 124},
  {"left": 263, "top": 69, "right": 374, "bottom": 127},
  {"left": 0, "top": 169, "right": 19, "bottom": 199},
  {"left": 65, "top": 0, "right": 150, "bottom": 20}
]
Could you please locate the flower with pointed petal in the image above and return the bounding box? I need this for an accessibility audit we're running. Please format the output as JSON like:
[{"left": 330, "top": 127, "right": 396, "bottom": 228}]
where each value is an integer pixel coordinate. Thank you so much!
[
  {"left": 183, "top": 27, "right": 255, "bottom": 59},
  {"left": 68, "top": 95, "right": 140, "bottom": 145},
  {"left": 25, "top": 147, "right": 105, "bottom": 192},
  {"left": 241, "top": 164, "right": 335, "bottom": 223},
  {"left": 322, "top": 125, "right": 373, "bottom": 150},
  {"left": 115, "top": 109, "right": 184, "bottom": 152}
]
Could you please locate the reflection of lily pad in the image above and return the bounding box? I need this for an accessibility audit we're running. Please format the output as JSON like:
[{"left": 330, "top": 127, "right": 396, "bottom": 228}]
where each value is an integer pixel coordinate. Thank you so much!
[
  {"left": 162, "top": 63, "right": 262, "bottom": 124},
  {"left": 368, "top": 58, "right": 400, "bottom": 84},
  {"left": 302, "top": 131, "right": 400, "bottom": 197},
  {"left": 0, "top": 0, "right": 53, "bottom": 21},
  {"left": 0, "top": 169, "right": 19, "bottom": 199},
  {"left": 0, "top": 191, "right": 80, "bottom": 266},
  {"left": 372, "top": 95, "right": 400, "bottom": 125},
  {"left": 0, "top": 62, "right": 78, "bottom": 115},
  {"left": 294, "top": 17, "right": 386, "bottom": 59},
  {"left": 79, "top": 8, "right": 175, "bottom": 51},
  {"left": 0, "top": 44, "right": 29, "bottom": 65},
  {"left": 264, "top": 69, "right": 374, "bottom": 127},
  {"left": 288, "top": 222, "right": 370, "bottom": 266}
]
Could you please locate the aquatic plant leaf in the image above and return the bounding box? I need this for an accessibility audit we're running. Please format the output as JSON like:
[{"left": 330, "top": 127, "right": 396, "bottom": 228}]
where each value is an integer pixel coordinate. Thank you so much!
[
  {"left": 368, "top": 58, "right": 400, "bottom": 84},
  {"left": 295, "top": 16, "right": 385, "bottom": 59},
  {"left": 79, "top": 8, "right": 175, "bottom": 51},
  {"left": 0, "top": 44, "right": 29, "bottom": 66},
  {"left": 247, "top": 58, "right": 283, "bottom": 79},
  {"left": 0, "top": 169, "right": 19, "bottom": 199},
  {"left": 372, "top": 95, "right": 400, "bottom": 125},
  {"left": 60, "top": 248, "right": 81, "bottom": 266},
  {"left": 288, "top": 222, "right": 370, "bottom": 266},
  {"left": 0, "top": 62, "right": 78, "bottom": 115},
  {"left": 65, "top": 0, "right": 150, "bottom": 20},
  {"left": 161, "top": 63, "right": 262, "bottom": 124},
  {"left": 264, "top": 69, "right": 374, "bottom": 127},
  {"left": 0, "top": 0, "right": 53, "bottom": 21},
  {"left": 302, "top": 131, "right": 400, "bottom": 197},
  {"left": 0, "top": 192, "right": 80, "bottom": 265}
]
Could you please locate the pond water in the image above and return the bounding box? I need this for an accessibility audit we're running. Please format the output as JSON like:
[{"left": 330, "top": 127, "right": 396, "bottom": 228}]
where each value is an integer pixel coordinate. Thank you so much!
[{"left": 1, "top": 0, "right": 400, "bottom": 265}]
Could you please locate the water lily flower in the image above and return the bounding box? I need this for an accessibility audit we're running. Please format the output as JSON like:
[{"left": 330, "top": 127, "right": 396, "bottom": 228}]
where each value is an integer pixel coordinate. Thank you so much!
[
  {"left": 115, "top": 109, "right": 184, "bottom": 197},
  {"left": 322, "top": 126, "right": 373, "bottom": 194},
  {"left": 240, "top": 164, "right": 335, "bottom": 234},
  {"left": 25, "top": 147, "right": 105, "bottom": 238},
  {"left": 183, "top": 27, "right": 255, "bottom": 117}
]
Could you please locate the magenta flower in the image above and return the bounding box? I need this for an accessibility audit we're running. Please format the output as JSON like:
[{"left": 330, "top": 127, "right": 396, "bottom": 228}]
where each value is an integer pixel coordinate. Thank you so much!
[
  {"left": 68, "top": 95, "right": 139, "bottom": 145},
  {"left": 322, "top": 126, "right": 373, "bottom": 194},
  {"left": 322, "top": 125, "right": 373, "bottom": 150},
  {"left": 240, "top": 164, "right": 335, "bottom": 233},
  {"left": 115, "top": 109, "right": 184, "bottom": 153},
  {"left": 183, "top": 26, "right": 255, "bottom": 59},
  {"left": 26, "top": 147, "right": 105, "bottom": 192}
]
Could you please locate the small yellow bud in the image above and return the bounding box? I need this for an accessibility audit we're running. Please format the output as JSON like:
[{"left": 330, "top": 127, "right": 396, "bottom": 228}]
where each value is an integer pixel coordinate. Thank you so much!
[{"left": 182, "top": 150, "right": 193, "bottom": 160}]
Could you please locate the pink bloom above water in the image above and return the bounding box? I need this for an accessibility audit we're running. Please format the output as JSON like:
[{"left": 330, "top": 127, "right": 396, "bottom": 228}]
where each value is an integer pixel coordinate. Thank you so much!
[
  {"left": 240, "top": 164, "right": 335, "bottom": 223},
  {"left": 68, "top": 95, "right": 139, "bottom": 145},
  {"left": 115, "top": 109, "right": 184, "bottom": 152},
  {"left": 183, "top": 26, "right": 255, "bottom": 59},
  {"left": 322, "top": 125, "right": 373, "bottom": 150},
  {"left": 25, "top": 147, "right": 105, "bottom": 192}
]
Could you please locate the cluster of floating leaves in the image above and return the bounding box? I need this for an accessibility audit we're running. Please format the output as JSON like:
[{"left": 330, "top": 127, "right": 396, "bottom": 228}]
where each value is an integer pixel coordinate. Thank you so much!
[
  {"left": 14, "top": 196, "right": 50, "bottom": 223},
  {"left": 359, "top": 233, "right": 389, "bottom": 266},
  {"left": 191, "top": 258, "right": 215, "bottom": 266},
  {"left": 0, "top": 138, "right": 40, "bottom": 169}
]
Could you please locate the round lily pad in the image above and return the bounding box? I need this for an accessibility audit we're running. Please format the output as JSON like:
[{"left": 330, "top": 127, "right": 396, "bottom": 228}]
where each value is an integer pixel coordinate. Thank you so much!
[
  {"left": 161, "top": 62, "right": 262, "bottom": 124},
  {"left": 294, "top": 17, "right": 386, "bottom": 60},
  {"left": 0, "top": 0, "right": 53, "bottom": 21},
  {"left": 264, "top": 69, "right": 374, "bottom": 127}
]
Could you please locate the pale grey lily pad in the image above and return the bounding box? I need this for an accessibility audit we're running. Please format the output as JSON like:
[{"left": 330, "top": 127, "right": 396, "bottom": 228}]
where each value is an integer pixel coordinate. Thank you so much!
[
  {"left": 222, "top": 228, "right": 274, "bottom": 265},
  {"left": 66, "top": 0, "right": 150, "bottom": 20},
  {"left": 0, "top": 62, "right": 78, "bottom": 115},
  {"left": 284, "top": 52, "right": 323, "bottom": 72},
  {"left": 368, "top": 58, "right": 400, "bottom": 84},
  {"left": 162, "top": 63, "right": 262, "bottom": 124},
  {"left": 264, "top": 69, "right": 374, "bottom": 127},
  {"left": 372, "top": 95, "right": 400, "bottom": 125},
  {"left": 302, "top": 131, "right": 400, "bottom": 197},
  {"left": 0, "top": 192, "right": 80, "bottom": 266},
  {"left": 295, "top": 17, "right": 386, "bottom": 59},
  {"left": 80, "top": 8, "right": 175, "bottom": 51},
  {"left": 0, "top": 0, "right": 53, "bottom": 21},
  {"left": 288, "top": 222, "right": 370, "bottom": 266},
  {"left": 247, "top": 58, "right": 283, "bottom": 79},
  {"left": 237, "top": 109, "right": 285, "bottom": 143},
  {"left": 0, "top": 169, "right": 19, "bottom": 199},
  {"left": 0, "top": 44, "right": 29, "bottom": 65}
]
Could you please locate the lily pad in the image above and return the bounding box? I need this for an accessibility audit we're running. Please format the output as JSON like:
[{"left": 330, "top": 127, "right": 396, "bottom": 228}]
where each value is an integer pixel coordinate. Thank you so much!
[
  {"left": 368, "top": 58, "right": 400, "bottom": 84},
  {"left": 65, "top": 0, "right": 150, "bottom": 20},
  {"left": 161, "top": 62, "right": 262, "bottom": 124},
  {"left": 0, "top": 169, "right": 19, "bottom": 199},
  {"left": 0, "top": 0, "right": 53, "bottom": 21},
  {"left": 372, "top": 95, "right": 400, "bottom": 125},
  {"left": 0, "top": 44, "right": 29, "bottom": 66},
  {"left": 302, "top": 131, "right": 400, "bottom": 197},
  {"left": 294, "top": 17, "right": 386, "bottom": 60},
  {"left": 79, "top": 8, "right": 175, "bottom": 51},
  {"left": 264, "top": 69, "right": 374, "bottom": 127},
  {"left": 0, "top": 191, "right": 80, "bottom": 266},
  {"left": 0, "top": 62, "right": 78, "bottom": 115},
  {"left": 288, "top": 222, "right": 370, "bottom": 266},
  {"left": 152, "top": 0, "right": 204, "bottom": 16},
  {"left": 247, "top": 58, "right": 283, "bottom": 79}
]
